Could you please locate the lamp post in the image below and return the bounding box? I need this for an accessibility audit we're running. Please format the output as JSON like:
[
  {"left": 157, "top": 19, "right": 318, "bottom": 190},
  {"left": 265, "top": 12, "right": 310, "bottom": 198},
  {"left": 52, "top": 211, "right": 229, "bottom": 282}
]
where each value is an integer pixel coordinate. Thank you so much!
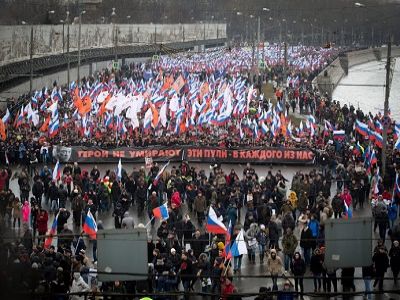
[
  {"left": 111, "top": 8, "right": 118, "bottom": 63},
  {"left": 77, "top": 8, "right": 86, "bottom": 84},
  {"left": 66, "top": 11, "right": 70, "bottom": 85},
  {"left": 23, "top": 10, "right": 55, "bottom": 93},
  {"left": 60, "top": 20, "right": 65, "bottom": 53}
]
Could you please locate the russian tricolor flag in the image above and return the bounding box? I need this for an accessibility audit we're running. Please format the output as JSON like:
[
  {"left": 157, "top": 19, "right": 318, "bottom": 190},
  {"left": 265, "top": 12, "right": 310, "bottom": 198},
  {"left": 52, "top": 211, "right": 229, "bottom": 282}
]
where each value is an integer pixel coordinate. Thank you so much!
[
  {"left": 374, "top": 120, "right": 383, "bottom": 133},
  {"left": 49, "top": 118, "right": 59, "bottom": 138},
  {"left": 394, "top": 124, "right": 400, "bottom": 140},
  {"left": 355, "top": 120, "right": 370, "bottom": 137},
  {"left": 343, "top": 201, "right": 352, "bottom": 219},
  {"left": 83, "top": 210, "right": 97, "bottom": 239},
  {"left": 153, "top": 161, "right": 169, "bottom": 187},
  {"left": 226, "top": 229, "right": 248, "bottom": 259},
  {"left": 206, "top": 206, "right": 227, "bottom": 234},
  {"left": 2, "top": 108, "right": 10, "bottom": 124},
  {"left": 394, "top": 173, "right": 400, "bottom": 198},
  {"left": 44, "top": 213, "right": 58, "bottom": 249},
  {"left": 394, "top": 136, "right": 400, "bottom": 151},
  {"left": 261, "top": 122, "right": 269, "bottom": 135},
  {"left": 52, "top": 161, "right": 61, "bottom": 181},
  {"left": 153, "top": 202, "right": 169, "bottom": 220},
  {"left": 370, "top": 149, "right": 378, "bottom": 166},
  {"left": 333, "top": 130, "right": 346, "bottom": 141},
  {"left": 372, "top": 131, "right": 383, "bottom": 148},
  {"left": 15, "top": 108, "right": 24, "bottom": 128}
]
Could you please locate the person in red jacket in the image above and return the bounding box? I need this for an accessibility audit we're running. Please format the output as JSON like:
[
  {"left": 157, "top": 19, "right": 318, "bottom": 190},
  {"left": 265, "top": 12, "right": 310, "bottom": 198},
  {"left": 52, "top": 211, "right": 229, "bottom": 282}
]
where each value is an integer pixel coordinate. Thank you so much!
[
  {"left": 36, "top": 208, "right": 48, "bottom": 245},
  {"left": 221, "top": 277, "right": 237, "bottom": 300},
  {"left": 171, "top": 188, "right": 181, "bottom": 208},
  {"left": 341, "top": 188, "right": 352, "bottom": 208}
]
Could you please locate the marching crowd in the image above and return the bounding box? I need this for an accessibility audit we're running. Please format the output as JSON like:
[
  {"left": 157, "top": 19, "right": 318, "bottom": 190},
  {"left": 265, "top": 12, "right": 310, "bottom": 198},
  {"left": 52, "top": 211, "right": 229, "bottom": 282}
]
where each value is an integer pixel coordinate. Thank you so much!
[
  {"left": 0, "top": 46, "right": 339, "bottom": 163},
  {"left": 0, "top": 45, "right": 400, "bottom": 300}
]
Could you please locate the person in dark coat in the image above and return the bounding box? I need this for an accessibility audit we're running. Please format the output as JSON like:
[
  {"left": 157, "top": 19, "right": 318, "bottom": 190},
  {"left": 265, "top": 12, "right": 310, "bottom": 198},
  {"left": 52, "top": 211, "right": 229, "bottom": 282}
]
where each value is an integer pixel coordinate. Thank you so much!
[
  {"left": 300, "top": 224, "right": 314, "bottom": 266},
  {"left": 290, "top": 252, "right": 306, "bottom": 294},
  {"left": 310, "top": 248, "right": 324, "bottom": 292},
  {"left": 362, "top": 264, "right": 374, "bottom": 300},
  {"left": 57, "top": 208, "right": 70, "bottom": 234},
  {"left": 341, "top": 267, "right": 355, "bottom": 299},
  {"left": 268, "top": 216, "right": 280, "bottom": 250},
  {"left": 32, "top": 178, "right": 44, "bottom": 204},
  {"left": 389, "top": 240, "right": 400, "bottom": 284},
  {"left": 372, "top": 246, "right": 389, "bottom": 291},
  {"left": 179, "top": 251, "right": 194, "bottom": 300},
  {"left": 58, "top": 184, "right": 68, "bottom": 208},
  {"left": 189, "top": 229, "right": 207, "bottom": 258}
]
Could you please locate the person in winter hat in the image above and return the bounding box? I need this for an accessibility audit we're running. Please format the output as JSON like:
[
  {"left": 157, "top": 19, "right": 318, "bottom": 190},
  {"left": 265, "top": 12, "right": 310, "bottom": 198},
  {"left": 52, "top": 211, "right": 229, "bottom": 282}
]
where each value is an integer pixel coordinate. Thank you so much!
[{"left": 257, "top": 224, "right": 269, "bottom": 263}]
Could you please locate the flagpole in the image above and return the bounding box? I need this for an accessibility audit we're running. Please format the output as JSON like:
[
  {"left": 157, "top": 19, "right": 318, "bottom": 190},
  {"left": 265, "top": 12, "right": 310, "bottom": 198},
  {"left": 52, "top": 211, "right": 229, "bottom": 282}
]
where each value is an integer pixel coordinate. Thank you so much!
[
  {"left": 74, "top": 236, "right": 82, "bottom": 255},
  {"left": 145, "top": 216, "right": 155, "bottom": 227},
  {"left": 223, "top": 258, "right": 232, "bottom": 276}
]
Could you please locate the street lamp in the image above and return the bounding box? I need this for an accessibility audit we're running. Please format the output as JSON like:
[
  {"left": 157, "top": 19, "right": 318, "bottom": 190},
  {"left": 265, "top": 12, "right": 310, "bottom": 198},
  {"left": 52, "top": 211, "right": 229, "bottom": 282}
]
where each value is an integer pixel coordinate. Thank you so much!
[
  {"left": 77, "top": 9, "right": 86, "bottom": 84},
  {"left": 111, "top": 8, "right": 118, "bottom": 63},
  {"left": 66, "top": 11, "right": 70, "bottom": 84},
  {"left": 22, "top": 21, "right": 34, "bottom": 93},
  {"left": 60, "top": 20, "right": 65, "bottom": 53}
]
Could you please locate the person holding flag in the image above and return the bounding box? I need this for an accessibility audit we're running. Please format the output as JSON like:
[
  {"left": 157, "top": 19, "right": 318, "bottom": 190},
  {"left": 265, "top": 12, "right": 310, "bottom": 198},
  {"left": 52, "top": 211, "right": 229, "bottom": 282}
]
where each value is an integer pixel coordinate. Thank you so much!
[
  {"left": 83, "top": 209, "right": 98, "bottom": 239},
  {"left": 206, "top": 206, "right": 227, "bottom": 234},
  {"left": 44, "top": 213, "right": 58, "bottom": 249},
  {"left": 227, "top": 225, "right": 248, "bottom": 274}
]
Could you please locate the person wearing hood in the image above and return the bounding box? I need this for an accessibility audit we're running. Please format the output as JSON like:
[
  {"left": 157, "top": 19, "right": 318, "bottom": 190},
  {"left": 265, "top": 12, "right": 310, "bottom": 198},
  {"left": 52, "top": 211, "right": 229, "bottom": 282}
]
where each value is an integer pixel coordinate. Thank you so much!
[
  {"left": 291, "top": 252, "right": 306, "bottom": 295},
  {"left": 70, "top": 272, "right": 90, "bottom": 300},
  {"left": 267, "top": 248, "right": 283, "bottom": 291},
  {"left": 245, "top": 222, "right": 259, "bottom": 264},
  {"left": 121, "top": 211, "right": 135, "bottom": 229}
]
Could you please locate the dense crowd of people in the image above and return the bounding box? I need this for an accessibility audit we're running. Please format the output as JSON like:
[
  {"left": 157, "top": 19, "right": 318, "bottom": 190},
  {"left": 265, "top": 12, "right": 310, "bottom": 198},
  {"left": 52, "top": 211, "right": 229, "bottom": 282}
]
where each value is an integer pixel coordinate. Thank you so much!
[
  {"left": 0, "top": 45, "right": 400, "bottom": 300},
  {"left": 0, "top": 46, "right": 340, "bottom": 162}
]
